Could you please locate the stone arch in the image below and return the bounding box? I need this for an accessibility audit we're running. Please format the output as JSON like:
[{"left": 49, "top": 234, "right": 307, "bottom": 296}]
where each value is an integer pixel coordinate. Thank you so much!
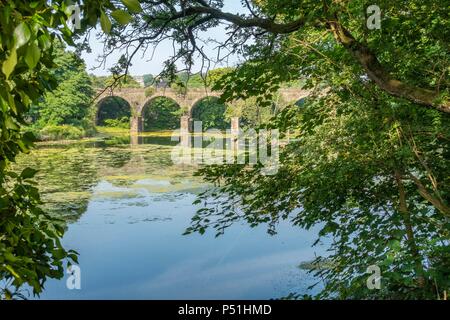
[
  {"left": 139, "top": 96, "right": 183, "bottom": 131},
  {"left": 188, "top": 94, "right": 221, "bottom": 116},
  {"left": 91, "top": 87, "right": 312, "bottom": 134},
  {"left": 189, "top": 95, "right": 229, "bottom": 130},
  {"left": 136, "top": 94, "right": 184, "bottom": 115},
  {"left": 95, "top": 95, "right": 132, "bottom": 127}
]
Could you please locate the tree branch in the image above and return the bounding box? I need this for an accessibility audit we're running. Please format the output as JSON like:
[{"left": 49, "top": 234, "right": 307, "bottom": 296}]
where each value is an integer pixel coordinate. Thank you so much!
[
  {"left": 327, "top": 20, "right": 450, "bottom": 113},
  {"left": 408, "top": 174, "right": 450, "bottom": 217},
  {"left": 170, "top": 6, "right": 306, "bottom": 34},
  {"left": 105, "top": 2, "right": 450, "bottom": 113}
]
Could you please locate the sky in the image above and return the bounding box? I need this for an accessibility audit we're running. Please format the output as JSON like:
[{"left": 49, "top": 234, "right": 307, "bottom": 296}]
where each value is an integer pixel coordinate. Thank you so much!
[{"left": 82, "top": 1, "right": 248, "bottom": 77}]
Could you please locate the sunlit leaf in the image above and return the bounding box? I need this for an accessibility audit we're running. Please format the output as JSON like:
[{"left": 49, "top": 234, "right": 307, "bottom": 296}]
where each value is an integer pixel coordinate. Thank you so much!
[
  {"left": 111, "top": 10, "right": 133, "bottom": 25},
  {"left": 13, "top": 22, "right": 31, "bottom": 48},
  {"left": 100, "top": 11, "right": 112, "bottom": 34},
  {"left": 121, "top": 0, "right": 142, "bottom": 13},
  {"left": 21, "top": 167, "right": 38, "bottom": 179},
  {"left": 25, "top": 42, "right": 41, "bottom": 69},
  {"left": 2, "top": 47, "right": 17, "bottom": 79}
]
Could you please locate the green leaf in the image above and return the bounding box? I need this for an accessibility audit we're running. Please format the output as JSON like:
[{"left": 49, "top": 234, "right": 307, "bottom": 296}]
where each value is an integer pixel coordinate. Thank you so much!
[
  {"left": 388, "top": 239, "right": 401, "bottom": 251},
  {"left": 38, "top": 33, "right": 51, "bottom": 50},
  {"left": 13, "top": 22, "right": 31, "bottom": 48},
  {"left": 100, "top": 11, "right": 112, "bottom": 34},
  {"left": 5, "top": 265, "right": 21, "bottom": 279},
  {"left": 5, "top": 117, "right": 19, "bottom": 130},
  {"left": 4, "top": 252, "right": 19, "bottom": 262},
  {"left": 21, "top": 167, "right": 38, "bottom": 179},
  {"left": 2, "top": 47, "right": 17, "bottom": 79},
  {"left": 111, "top": 10, "right": 133, "bottom": 25},
  {"left": 25, "top": 42, "right": 41, "bottom": 69},
  {"left": 121, "top": 0, "right": 142, "bottom": 13},
  {"left": 52, "top": 249, "right": 66, "bottom": 260}
]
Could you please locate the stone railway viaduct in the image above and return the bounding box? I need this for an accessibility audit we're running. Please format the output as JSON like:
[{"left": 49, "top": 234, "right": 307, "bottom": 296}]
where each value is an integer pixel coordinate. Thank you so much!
[{"left": 95, "top": 87, "right": 308, "bottom": 133}]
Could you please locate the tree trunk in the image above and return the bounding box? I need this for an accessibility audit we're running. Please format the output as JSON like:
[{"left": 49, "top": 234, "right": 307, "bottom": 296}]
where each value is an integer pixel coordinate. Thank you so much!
[{"left": 394, "top": 171, "right": 427, "bottom": 288}]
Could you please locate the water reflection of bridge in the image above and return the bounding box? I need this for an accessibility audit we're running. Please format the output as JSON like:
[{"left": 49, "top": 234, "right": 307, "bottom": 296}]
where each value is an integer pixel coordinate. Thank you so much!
[{"left": 95, "top": 87, "right": 308, "bottom": 134}]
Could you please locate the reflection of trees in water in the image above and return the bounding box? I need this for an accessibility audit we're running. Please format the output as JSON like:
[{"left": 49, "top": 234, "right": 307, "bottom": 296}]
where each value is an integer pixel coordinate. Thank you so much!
[
  {"left": 97, "top": 147, "right": 132, "bottom": 168},
  {"left": 13, "top": 138, "right": 203, "bottom": 224},
  {"left": 14, "top": 146, "right": 101, "bottom": 223},
  {"left": 15, "top": 144, "right": 133, "bottom": 222}
]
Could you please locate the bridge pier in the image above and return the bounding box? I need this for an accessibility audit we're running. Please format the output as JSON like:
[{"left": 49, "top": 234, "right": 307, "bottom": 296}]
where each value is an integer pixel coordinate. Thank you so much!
[
  {"left": 130, "top": 135, "right": 143, "bottom": 145},
  {"left": 94, "top": 87, "right": 308, "bottom": 135},
  {"left": 230, "top": 117, "right": 240, "bottom": 154},
  {"left": 131, "top": 116, "right": 142, "bottom": 134},
  {"left": 230, "top": 117, "right": 239, "bottom": 133},
  {"left": 180, "top": 115, "right": 192, "bottom": 133}
]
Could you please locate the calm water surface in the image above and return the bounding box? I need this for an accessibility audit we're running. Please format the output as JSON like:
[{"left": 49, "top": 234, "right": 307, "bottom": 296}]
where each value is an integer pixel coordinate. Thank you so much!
[{"left": 15, "top": 133, "right": 324, "bottom": 299}]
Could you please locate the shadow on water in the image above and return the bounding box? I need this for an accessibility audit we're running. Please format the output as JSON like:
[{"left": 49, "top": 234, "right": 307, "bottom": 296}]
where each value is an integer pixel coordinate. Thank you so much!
[{"left": 13, "top": 133, "right": 200, "bottom": 223}]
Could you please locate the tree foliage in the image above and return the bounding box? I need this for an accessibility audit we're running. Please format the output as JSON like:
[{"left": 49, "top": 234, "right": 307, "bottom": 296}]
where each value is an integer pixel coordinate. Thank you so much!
[
  {"left": 29, "top": 43, "right": 94, "bottom": 129},
  {"left": 207, "top": 67, "right": 234, "bottom": 89},
  {"left": 143, "top": 74, "right": 155, "bottom": 87},
  {"left": 191, "top": 97, "right": 228, "bottom": 130},
  {"left": 188, "top": 88, "right": 450, "bottom": 299},
  {"left": 96, "top": 96, "right": 131, "bottom": 127},
  {"left": 98, "top": 0, "right": 449, "bottom": 113},
  {"left": 1, "top": 0, "right": 449, "bottom": 300},
  {"left": 142, "top": 97, "right": 181, "bottom": 131},
  {"left": 225, "top": 94, "right": 285, "bottom": 128},
  {"left": 0, "top": 0, "right": 109, "bottom": 298}
]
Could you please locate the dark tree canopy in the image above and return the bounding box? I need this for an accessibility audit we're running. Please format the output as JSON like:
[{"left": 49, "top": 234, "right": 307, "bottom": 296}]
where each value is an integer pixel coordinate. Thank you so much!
[
  {"left": 96, "top": 96, "right": 131, "bottom": 126},
  {"left": 0, "top": 0, "right": 108, "bottom": 297},
  {"left": 142, "top": 97, "right": 181, "bottom": 130},
  {"left": 191, "top": 97, "right": 228, "bottom": 130}
]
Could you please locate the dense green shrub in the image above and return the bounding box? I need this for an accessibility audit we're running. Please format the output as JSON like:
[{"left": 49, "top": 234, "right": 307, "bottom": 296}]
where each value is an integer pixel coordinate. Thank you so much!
[
  {"left": 142, "top": 97, "right": 181, "bottom": 130},
  {"left": 191, "top": 97, "right": 229, "bottom": 130},
  {"left": 38, "top": 125, "right": 85, "bottom": 141},
  {"left": 96, "top": 96, "right": 131, "bottom": 127},
  {"left": 103, "top": 117, "right": 130, "bottom": 129}
]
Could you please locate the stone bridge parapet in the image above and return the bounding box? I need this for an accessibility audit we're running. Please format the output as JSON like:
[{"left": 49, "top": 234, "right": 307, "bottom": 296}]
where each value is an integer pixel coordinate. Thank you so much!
[{"left": 94, "top": 87, "right": 308, "bottom": 133}]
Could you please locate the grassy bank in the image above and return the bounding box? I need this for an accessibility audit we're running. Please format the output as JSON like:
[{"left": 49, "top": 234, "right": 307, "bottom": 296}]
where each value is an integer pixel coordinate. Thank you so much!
[
  {"left": 96, "top": 126, "right": 177, "bottom": 137},
  {"left": 29, "top": 124, "right": 97, "bottom": 141}
]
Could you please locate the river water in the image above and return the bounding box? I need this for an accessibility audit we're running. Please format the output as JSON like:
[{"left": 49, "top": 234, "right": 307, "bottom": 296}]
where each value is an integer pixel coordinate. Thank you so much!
[{"left": 14, "top": 132, "right": 324, "bottom": 299}]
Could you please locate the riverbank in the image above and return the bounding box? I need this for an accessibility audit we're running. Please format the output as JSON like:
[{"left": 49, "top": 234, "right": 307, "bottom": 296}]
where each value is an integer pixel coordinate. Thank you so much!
[{"left": 32, "top": 126, "right": 178, "bottom": 146}]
